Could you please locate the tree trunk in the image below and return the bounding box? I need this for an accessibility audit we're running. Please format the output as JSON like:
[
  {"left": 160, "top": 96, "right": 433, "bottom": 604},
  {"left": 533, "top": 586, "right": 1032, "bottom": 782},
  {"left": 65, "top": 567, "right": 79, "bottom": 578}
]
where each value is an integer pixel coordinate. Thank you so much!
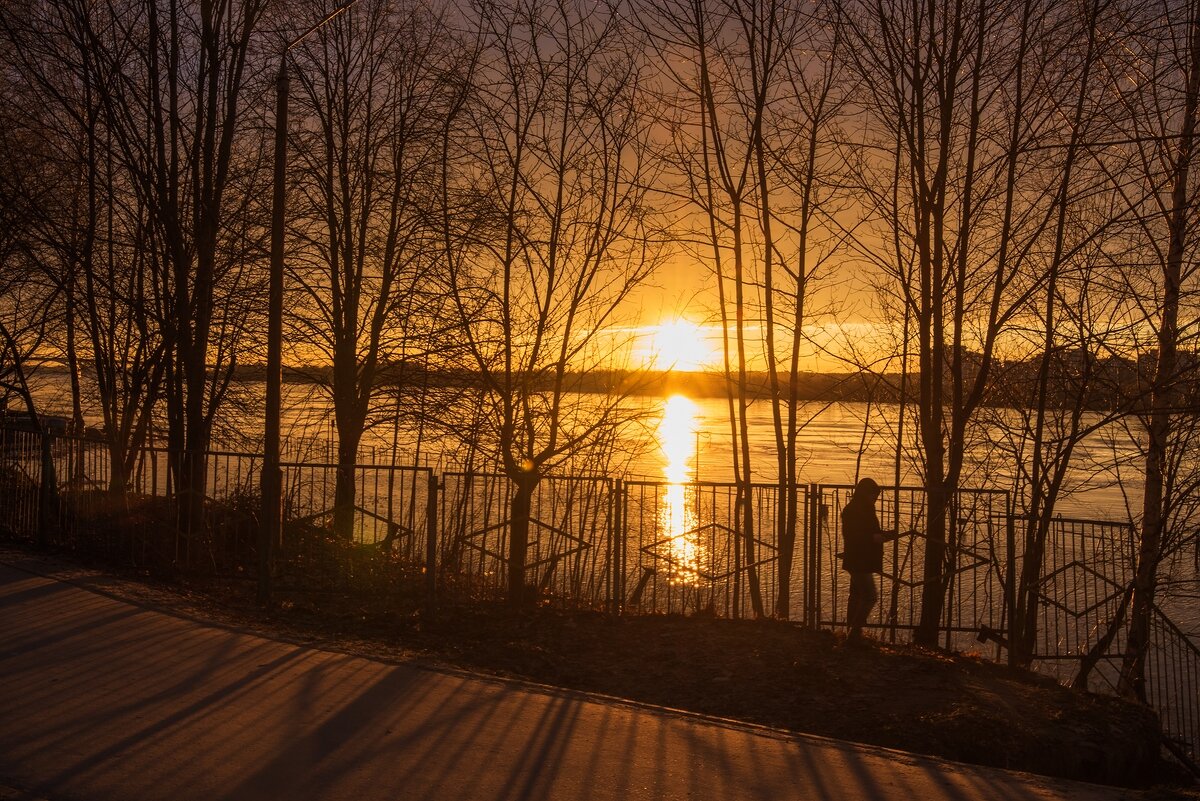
[
  {"left": 180, "top": 351, "right": 210, "bottom": 544},
  {"left": 333, "top": 430, "right": 361, "bottom": 540},
  {"left": 179, "top": 440, "right": 208, "bottom": 561},
  {"left": 108, "top": 443, "right": 129, "bottom": 495},
  {"left": 507, "top": 471, "right": 538, "bottom": 606},
  {"left": 1121, "top": 410, "right": 1169, "bottom": 700},
  {"left": 724, "top": 194, "right": 763, "bottom": 620},
  {"left": 1118, "top": 10, "right": 1199, "bottom": 699},
  {"left": 916, "top": 473, "right": 948, "bottom": 646},
  {"left": 1010, "top": 514, "right": 1048, "bottom": 667}
]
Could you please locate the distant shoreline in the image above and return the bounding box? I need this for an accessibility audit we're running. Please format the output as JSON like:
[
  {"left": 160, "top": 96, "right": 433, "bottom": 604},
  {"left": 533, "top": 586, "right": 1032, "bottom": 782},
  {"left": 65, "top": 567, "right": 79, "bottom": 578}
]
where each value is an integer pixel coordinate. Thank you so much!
[{"left": 22, "top": 360, "right": 1138, "bottom": 409}]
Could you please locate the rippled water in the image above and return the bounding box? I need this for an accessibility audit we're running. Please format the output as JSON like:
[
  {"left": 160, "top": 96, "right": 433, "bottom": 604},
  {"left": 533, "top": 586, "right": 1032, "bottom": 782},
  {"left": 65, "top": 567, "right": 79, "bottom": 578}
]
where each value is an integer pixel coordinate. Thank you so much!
[
  {"left": 625, "top": 395, "right": 1143, "bottom": 521},
  {"left": 29, "top": 374, "right": 1146, "bottom": 520}
]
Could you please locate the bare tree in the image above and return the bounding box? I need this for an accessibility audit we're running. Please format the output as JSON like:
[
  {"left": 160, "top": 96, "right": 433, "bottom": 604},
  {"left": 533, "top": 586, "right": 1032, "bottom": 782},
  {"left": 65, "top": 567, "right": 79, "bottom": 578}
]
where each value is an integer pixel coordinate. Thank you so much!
[
  {"left": 286, "top": 0, "right": 460, "bottom": 538},
  {"left": 646, "top": 0, "right": 847, "bottom": 619},
  {"left": 0, "top": 95, "right": 59, "bottom": 426},
  {"left": 837, "top": 0, "right": 1102, "bottom": 645},
  {"left": 980, "top": 0, "right": 1125, "bottom": 667},
  {"left": 86, "top": 0, "right": 272, "bottom": 535},
  {"left": 1, "top": 0, "right": 171, "bottom": 492},
  {"left": 1096, "top": 0, "right": 1200, "bottom": 699},
  {"left": 440, "top": 0, "right": 662, "bottom": 605}
]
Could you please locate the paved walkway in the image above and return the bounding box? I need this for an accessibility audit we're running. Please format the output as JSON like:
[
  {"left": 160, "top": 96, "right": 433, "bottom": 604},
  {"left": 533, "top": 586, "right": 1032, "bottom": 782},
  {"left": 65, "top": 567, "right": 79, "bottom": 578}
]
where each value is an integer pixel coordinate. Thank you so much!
[{"left": 0, "top": 560, "right": 1146, "bottom": 801}]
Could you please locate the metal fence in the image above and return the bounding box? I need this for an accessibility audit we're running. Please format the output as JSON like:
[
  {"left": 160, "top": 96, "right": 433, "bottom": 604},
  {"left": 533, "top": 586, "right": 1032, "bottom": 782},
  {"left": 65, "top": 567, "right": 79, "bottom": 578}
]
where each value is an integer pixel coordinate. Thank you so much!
[
  {"left": 0, "top": 428, "right": 263, "bottom": 573},
  {"left": 275, "top": 461, "right": 435, "bottom": 594},
  {"left": 620, "top": 480, "right": 808, "bottom": 619},
  {"left": 1031, "top": 517, "right": 1137, "bottom": 680},
  {"left": 811, "top": 485, "right": 1013, "bottom": 653},
  {"left": 439, "top": 471, "right": 615, "bottom": 605},
  {"left": 0, "top": 426, "right": 1196, "bottom": 766},
  {"left": 1149, "top": 610, "right": 1200, "bottom": 768}
]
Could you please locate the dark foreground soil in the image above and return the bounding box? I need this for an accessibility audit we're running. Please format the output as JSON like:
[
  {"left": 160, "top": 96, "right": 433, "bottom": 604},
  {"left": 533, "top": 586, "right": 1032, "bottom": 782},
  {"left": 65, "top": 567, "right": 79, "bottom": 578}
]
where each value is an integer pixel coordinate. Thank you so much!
[{"left": 1, "top": 544, "right": 1192, "bottom": 792}]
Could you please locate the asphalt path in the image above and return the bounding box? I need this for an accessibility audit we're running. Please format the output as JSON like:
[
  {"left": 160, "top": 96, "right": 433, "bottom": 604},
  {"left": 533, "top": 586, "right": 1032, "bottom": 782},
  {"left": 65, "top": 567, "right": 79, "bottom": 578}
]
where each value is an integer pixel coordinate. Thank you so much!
[{"left": 0, "top": 560, "right": 1146, "bottom": 801}]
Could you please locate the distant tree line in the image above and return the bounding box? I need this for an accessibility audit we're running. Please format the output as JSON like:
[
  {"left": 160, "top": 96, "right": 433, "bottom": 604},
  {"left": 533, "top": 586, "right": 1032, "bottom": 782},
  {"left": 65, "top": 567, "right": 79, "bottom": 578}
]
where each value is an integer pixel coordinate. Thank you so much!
[{"left": 1, "top": 0, "right": 1198, "bottom": 697}]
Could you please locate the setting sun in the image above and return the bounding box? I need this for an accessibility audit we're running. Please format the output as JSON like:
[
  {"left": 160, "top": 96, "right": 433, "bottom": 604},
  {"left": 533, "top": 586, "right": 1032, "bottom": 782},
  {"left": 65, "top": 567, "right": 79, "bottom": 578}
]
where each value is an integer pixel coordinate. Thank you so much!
[{"left": 646, "top": 319, "right": 718, "bottom": 372}]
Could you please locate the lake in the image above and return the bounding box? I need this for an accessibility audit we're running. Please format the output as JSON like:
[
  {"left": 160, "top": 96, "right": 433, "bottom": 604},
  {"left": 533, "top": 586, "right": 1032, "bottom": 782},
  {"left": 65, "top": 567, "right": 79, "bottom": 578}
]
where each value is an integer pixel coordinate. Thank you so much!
[{"left": 27, "top": 374, "right": 1148, "bottom": 522}]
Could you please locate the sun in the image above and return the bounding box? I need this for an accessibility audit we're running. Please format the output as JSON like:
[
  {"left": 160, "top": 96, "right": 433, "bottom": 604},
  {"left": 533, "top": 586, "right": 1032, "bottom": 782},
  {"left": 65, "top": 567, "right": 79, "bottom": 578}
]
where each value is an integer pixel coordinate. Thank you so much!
[{"left": 646, "top": 319, "right": 718, "bottom": 372}]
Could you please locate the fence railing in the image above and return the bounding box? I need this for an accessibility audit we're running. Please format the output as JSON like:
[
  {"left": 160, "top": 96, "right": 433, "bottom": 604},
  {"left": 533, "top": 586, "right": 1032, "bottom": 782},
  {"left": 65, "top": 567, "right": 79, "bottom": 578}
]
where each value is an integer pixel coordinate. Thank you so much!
[
  {"left": 811, "top": 484, "right": 1013, "bottom": 654},
  {"left": 1030, "top": 517, "right": 1137, "bottom": 678},
  {"left": 439, "top": 471, "right": 615, "bottom": 606},
  {"left": 0, "top": 426, "right": 1195, "bottom": 766},
  {"left": 621, "top": 479, "right": 806, "bottom": 619}
]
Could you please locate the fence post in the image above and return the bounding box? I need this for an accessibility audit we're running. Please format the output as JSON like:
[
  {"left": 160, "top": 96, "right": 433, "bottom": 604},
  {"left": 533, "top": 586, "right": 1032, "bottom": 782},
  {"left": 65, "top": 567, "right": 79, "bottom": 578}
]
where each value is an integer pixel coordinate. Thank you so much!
[
  {"left": 424, "top": 471, "right": 438, "bottom": 618},
  {"left": 613, "top": 478, "right": 624, "bottom": 615},
  {"left": 806, "top": 484, "right": 818, "bottom": 628},
  {"left": 258, "top": 460, "right": 278, "bottom": 605},
  {"left": 605, "top": 478, "right": 614, "bottom": 613},
  {"left": 37, "top": 431, "right": 59, "bottom": 548},
  {"left": 1005, "top": 503, "right": 1016, "bottom": 667}
]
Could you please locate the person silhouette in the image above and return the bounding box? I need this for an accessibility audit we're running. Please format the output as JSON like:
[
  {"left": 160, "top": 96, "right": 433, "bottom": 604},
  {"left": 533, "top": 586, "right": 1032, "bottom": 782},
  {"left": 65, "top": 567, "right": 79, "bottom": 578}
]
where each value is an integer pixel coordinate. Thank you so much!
[{"left": 841, "top": 477, "right": 902, "bottom": 643}]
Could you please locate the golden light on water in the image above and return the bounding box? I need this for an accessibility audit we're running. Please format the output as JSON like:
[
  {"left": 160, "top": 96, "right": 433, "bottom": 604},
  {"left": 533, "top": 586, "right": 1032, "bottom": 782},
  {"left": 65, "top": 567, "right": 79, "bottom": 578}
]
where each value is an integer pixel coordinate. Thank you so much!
[
  {"left": 661, "top": 395, "right": 698, "bottom": 483},
  {"left": 658, "top": 395, "right": 702, "bottom": 581}
]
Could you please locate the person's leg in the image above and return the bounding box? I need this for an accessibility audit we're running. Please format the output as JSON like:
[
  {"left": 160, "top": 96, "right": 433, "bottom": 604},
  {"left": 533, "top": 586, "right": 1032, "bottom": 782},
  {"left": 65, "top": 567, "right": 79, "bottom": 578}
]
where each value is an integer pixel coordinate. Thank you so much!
[
  {"left": 846, "top": 578, "right": 861, "bottom": 637},
  {"left": 847, "top": 572, "right": 878, "bottom": 639},
  {"left": 861, "top": 572, "right": 878, "bottom": 627}
]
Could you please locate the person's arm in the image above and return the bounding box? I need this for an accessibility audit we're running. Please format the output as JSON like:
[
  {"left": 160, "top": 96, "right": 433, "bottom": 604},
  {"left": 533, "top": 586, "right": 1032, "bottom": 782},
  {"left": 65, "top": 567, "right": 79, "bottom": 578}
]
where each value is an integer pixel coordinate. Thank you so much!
[
  {"left": 876, "top": 528, "right": 918, "bottom": 543},
  {"left": 868, "top": 511, "right": 896, "bottom": 543}
]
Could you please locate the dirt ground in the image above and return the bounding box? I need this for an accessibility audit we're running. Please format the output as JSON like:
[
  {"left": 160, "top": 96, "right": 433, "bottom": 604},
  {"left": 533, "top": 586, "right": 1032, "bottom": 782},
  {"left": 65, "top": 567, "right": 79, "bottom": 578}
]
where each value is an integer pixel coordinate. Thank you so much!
[{"left": 1, "top": 544, "right": 1193, "bottom": 791}]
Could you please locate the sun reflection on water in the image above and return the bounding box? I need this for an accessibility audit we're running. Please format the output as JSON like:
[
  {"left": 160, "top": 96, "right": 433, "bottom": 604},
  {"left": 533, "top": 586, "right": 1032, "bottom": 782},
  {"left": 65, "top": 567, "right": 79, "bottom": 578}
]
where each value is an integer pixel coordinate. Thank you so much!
[{"left": 659, "top": 395, "right": 702, "bottom": 582}]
